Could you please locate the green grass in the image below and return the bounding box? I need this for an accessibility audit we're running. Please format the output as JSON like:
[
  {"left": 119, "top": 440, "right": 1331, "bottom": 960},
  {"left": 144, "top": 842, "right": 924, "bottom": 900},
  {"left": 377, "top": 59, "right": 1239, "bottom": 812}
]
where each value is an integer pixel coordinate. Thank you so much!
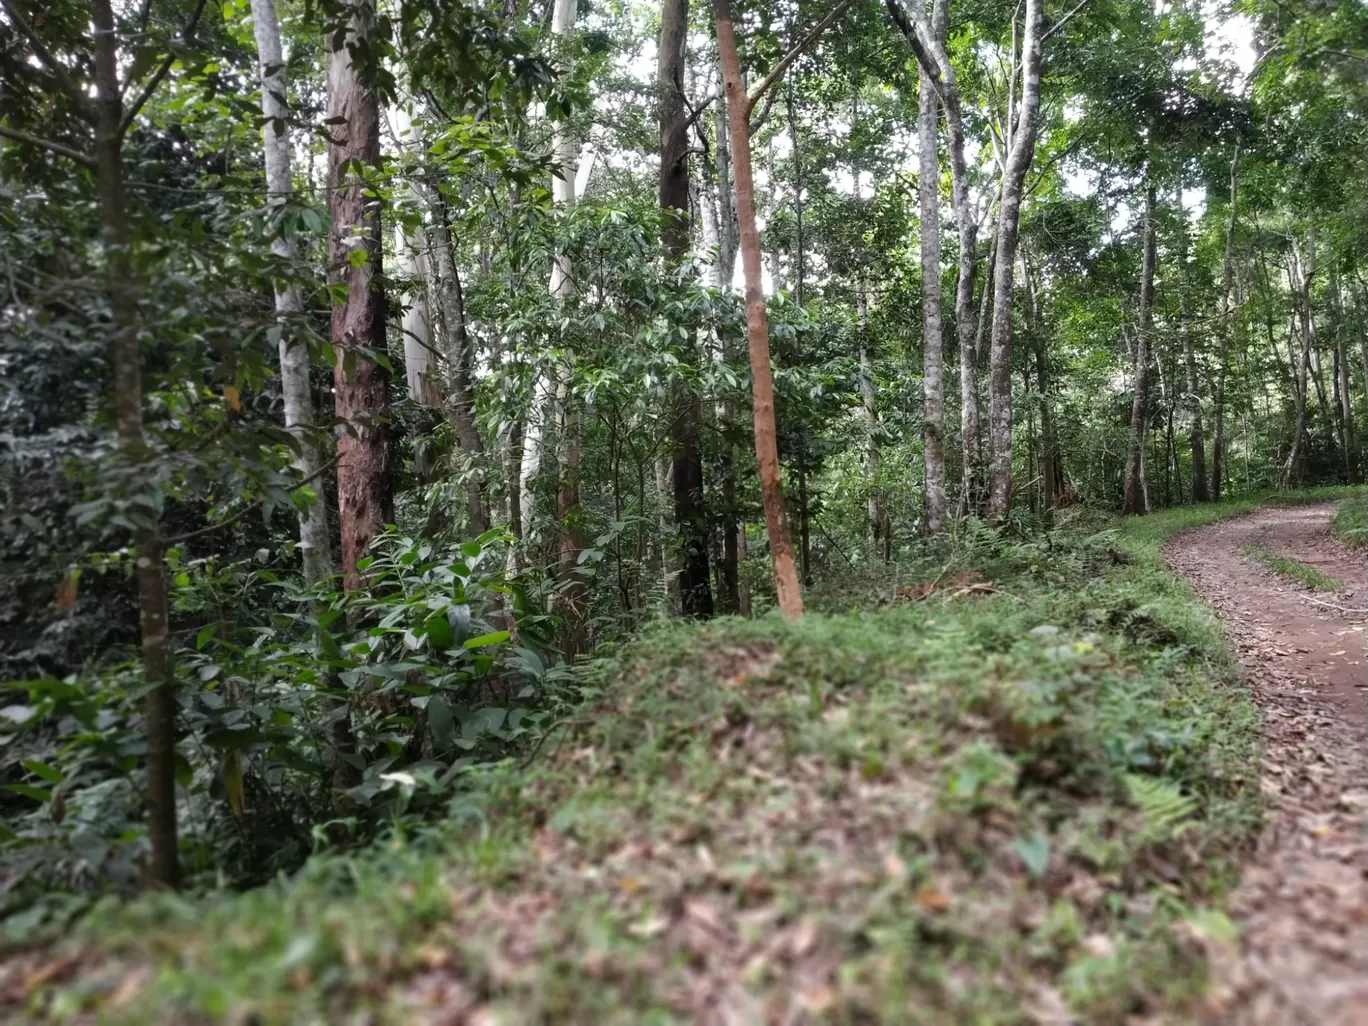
[
  {"left": 19, "top": 492, "right": 1353, "bottom": 1024},
  {"left": 1331, "top": 494, "right": 1368, "bottom": 548},
  {"left": 1238, "top": 540, "right": 1340, "bottom": 591}
]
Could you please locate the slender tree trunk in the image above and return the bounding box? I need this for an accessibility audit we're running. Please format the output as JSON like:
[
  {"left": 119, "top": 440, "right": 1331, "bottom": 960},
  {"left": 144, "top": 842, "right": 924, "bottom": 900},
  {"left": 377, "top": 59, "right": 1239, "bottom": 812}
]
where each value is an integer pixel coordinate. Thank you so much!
[
  {"left": 714, "top": 0, "right": 804, "bottom": 618},
  {"left": 253, "top": 0, "right": 333, "bottom": 586},
  {"left": 1176, "top": 190, "right": 1208, "bottom": 502},
  {"left": 426, "top": 205, "right": 489, "bottom": 535},
  {"left": 1211, "top": 144, "right": 1238, "bottom": 502},
  {"left": 883, "top": 0, "right": 980, "bottom": 512},
  {"left": 659, "top": 0, "right": 712, "bottom": 617},
  {"left": 918, "top": 56, "right": 947, "bottom": 534},
  {"left": 1287, "top": 238, "right": 1315, "bottom": 487},
  {"left": 547, "top": 0, "right": 586, "bottom": 653},
  {"left": 859, "top": 283, "right": 883, "bottom": 561},
  {"left": 1122, "top": 182, "right": 1156, "bottom": 516},
  {"left": 986, "top": 0, "right": 1043, "bottom": 522},
  {"left": 327, "top": 0, "right": 392, "bottom": 589},
  {"left": 90, "top": 0, "right": 178, "bottom": 889}
]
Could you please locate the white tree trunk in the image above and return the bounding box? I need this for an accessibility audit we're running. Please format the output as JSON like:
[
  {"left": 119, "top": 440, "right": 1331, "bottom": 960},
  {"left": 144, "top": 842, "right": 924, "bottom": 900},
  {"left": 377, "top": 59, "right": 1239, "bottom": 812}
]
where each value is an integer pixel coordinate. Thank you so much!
[
  {"left": 251, "top": 0, "right": 332, "bottom": 586},
  {"left": 520, "top": 0, "right": 581, "bottom": 541},
  {"left": 390, "top": 105, "right": 440, "bottom": 406}
]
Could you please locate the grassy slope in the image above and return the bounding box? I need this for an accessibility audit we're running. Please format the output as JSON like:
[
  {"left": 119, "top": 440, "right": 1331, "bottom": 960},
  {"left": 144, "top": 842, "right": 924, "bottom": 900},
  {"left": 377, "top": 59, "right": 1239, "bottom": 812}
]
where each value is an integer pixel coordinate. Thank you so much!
[
  {"left": 1331, "top": 493, "right": 1368, "bottom": 547},
  {"left": 12, "top": 487, "right": 1361, "bottom": 1024}
]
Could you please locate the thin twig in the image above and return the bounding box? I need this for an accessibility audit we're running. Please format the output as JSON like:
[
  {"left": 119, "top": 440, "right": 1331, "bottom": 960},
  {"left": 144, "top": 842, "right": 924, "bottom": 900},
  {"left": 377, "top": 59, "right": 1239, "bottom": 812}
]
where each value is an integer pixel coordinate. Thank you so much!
[
  {"left": 1041, "top": 0, "right": 1090, "bottom": 42},
  {"left": 745, "top": 0, "right": 860, "bottom": 116},
  {"left": 1303, "top": 594, "right": 1368, "bottom": 616},
  {"left": 166, "top": 453, "right": 340, "bottom": 545},
  {"left": 119, "top": 0, "right": 210, "bottom": 138},
  {"left": 0, "top": 124, "right": 95, "bottom": 167},
  {"left": 0, "top": 0, "right": 96, "bottom": 120}
]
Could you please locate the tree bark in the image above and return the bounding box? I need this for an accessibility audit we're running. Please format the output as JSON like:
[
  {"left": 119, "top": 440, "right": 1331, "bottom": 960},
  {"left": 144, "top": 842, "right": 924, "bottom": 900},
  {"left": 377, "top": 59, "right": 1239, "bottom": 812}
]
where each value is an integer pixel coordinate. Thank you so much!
[
  {"left": 659, "top": 0, "right": 712, "bottom": 617},
  {"left": 884, "top": 0, "right": 979, "bottom": 513},
  {"left": 1175, "top": 188, "right": 1208, "bottom": 502},
  {"left": 1286, "top": 235, "right": 1315, "bottom": 487},
  {"left": 917, "top": 55, "right": 947, "bottom": 534},
  {"left": 252, "top": 0, "right": 334, "bottom": 587},
  {"left": 985, "top": 0, "right": 1043, "bottom": 522},
  {"left": 327, "top": 0, "right": 392, "bottom": 590},
  {"left": 714, "top": 0, "right": 804, "bottom": 618},
  {"left": 89, "top": 0, "right": 178, "bottom": 890},
  {"left": 1211, "top": 144, "right": 1238, "bottom": 502},
  {"left": 1122, "top": 182, "right": 1156, "bottom": 516},
  {"left": 426, "top": 204, "right": 489, "bottom": 535}
]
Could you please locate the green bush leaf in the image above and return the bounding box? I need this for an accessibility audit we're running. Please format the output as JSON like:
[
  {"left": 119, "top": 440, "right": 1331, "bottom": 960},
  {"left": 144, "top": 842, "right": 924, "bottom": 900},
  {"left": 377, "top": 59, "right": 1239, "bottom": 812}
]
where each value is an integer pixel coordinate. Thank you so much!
[{"left": 463, "top": 630, "right": 509, "bottom": 649}]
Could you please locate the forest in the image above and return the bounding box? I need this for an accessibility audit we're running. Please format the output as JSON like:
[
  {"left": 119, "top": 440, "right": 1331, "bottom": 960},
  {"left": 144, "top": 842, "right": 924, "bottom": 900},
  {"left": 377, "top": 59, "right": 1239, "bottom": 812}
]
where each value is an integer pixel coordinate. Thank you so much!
[{"left": 2, "top": 0, "right": 1368, "bottom": 1020}]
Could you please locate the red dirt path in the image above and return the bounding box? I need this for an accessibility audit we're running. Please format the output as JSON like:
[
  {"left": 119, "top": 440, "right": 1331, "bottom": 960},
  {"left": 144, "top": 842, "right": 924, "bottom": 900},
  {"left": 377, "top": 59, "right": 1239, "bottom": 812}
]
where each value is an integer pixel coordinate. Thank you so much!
[{"left": 1164, "top": 501, "right": 1368, "bottom": 1025}]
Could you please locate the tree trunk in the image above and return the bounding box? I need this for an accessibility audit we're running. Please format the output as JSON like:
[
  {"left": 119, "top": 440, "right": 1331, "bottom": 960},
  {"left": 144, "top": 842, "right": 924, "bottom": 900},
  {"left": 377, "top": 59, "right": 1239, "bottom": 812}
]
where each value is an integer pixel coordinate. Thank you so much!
[
  {"left": 548, "top": 0, "right": 586, "bottom": 654},
  {"left": 986, "top": 0, "right": 1043, "bottom": 522},
  {"left": 1122, "top": 182, "right": 1156, "bottom": 516},
  {"left": 252, "top": 0, "right": 334, "bottom": 587},
  {"left": 1286, "top": 237, "right": 1315, "bottom": 487},
  {"left": 858, "top": 284, "right": 883, "bottom": 561},
  {"left": 90, "top": 0, "right": 178, "bottom": 890},
  {"left": 883, "top": 0, "right": 980, "bottom": 512},
  {"left": 426, "top": 204, "right": 489, "bottom": 535},
  {"left": 714, "top": 0, "right": 804, "bottom": 618},
  {"left": 1175, "top": 188, "right": 1207, "bottom": 502},
  {"left": 1211, "top": 144, "right": 1238, "bottom": 502},
  {"left": 659, "top": 0, "right": 712, "bottom": 617},
  {"left": 327, "top": 0, "right": 392, "bottom": 589},
  {"left": 918, "top": 56, "right": 947, "bottom": 534}
]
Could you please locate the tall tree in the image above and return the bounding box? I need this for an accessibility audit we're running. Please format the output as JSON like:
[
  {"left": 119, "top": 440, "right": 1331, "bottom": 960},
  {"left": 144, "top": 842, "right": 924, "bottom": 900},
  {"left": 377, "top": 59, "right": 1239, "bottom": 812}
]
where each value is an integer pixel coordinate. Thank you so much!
[
  {"left": 917, "top": 27, "right": 947, "bottom": 534},
  {"left": 712, "top": 0, "right": 856, "bottom": 619},
  {"left": 1210, "top": 144, "right": 1239, "bottom": 502},
  {"left": 985, "top": 0, "right": 1043, "bottom": 522},
  {"left": 327, "top": 0, "right": 392, "bottom": 589},
  {"left": 1122, "top": 181, "right": 1157, "bottom": 515},
  {"left": 659, "top": 0, "right": 712, "bottom": 617},
  {"left": 253, "top": 0, "right": 335, "bottom": 587}
]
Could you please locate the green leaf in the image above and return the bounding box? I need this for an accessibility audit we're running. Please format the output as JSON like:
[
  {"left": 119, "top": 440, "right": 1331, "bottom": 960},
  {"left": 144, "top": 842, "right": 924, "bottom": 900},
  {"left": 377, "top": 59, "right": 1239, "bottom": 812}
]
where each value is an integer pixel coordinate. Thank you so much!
[
  {"left": 22, "top": 759, "right": 63, "bottom": 783},
  {"left": 463, "top": 630, "right": 509, "bottom": 649},
  {"left": 1012, "top": 831, "right": 1051, "bottom": 878},
  {"left": 5, "top": 784, "right": 52, "bottom": 802},
  {"left": 427, "top": 695, "right": 455, "bottom": 748},
  {"left": 223, "top": 750, "right": 245, "bottom": 818},
  {"left": 424, "top": 614, "right": 455, "bottom": 650}
]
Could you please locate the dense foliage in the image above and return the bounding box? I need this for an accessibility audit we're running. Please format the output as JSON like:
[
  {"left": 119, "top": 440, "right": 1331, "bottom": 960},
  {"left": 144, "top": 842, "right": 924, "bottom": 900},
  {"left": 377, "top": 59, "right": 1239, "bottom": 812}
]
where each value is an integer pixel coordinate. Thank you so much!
[{"left": 1, "top": 0, "right": 1365, "bottom": 968}]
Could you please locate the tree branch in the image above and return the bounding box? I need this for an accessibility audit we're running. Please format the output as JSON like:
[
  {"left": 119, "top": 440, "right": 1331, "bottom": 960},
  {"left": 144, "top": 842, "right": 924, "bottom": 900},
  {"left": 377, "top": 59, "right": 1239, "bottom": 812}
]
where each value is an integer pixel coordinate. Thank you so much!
[
  {"left": 118, "top": 0, "right": 210, "bottom": 138},
  {"left": 745, "top": 0, "right": 859, "bottom": 116},
  {"left": 166, "top": 453, "right": 340, "bottom": 546},
  {"left": 1041, "top": 0, "right": 1090, "bottom": 42},
  {"left": 0, "top": 0, "right": 95, "bottom": 121},
  {"left": 0, "top": 123, "right": 96, "bottom": 166}
]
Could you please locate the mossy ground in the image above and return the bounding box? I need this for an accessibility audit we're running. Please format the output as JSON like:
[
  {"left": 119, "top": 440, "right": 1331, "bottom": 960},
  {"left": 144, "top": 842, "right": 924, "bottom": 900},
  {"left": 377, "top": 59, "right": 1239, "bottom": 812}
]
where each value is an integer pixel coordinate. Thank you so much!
[{"left": 9, "top": 488, "right": 1362, "bottom": 1024}]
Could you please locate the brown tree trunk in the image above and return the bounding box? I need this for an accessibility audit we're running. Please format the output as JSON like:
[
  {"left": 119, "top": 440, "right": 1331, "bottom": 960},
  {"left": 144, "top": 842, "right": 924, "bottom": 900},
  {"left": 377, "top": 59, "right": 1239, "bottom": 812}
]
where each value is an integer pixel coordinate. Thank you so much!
[
  {"left": 90, "top": 0, "right": 178, "bottom": 889},
  {"left": 714, "top": 0, "right": 804, "bottom": 618},
  {"left": 986, "top": 0, "right": 1043, "bottom": 522},
  {"left": 1286, "top": 238, "right": 1314, "bottom": 487},
  {"left": 1211, "top": 145, "right": 1238, "bottom": 502},
  {"left": 1122, "top": 182, "right": 1156, "bottom": 516},
  {"left": 918, "top": 53, "right": 947, "bottom": 534},
  {"left": 328, "top": 0, "right": 392, "bottom": 589},
  {"left": 659, "top": 0, "right": 712, "bottom": 617}
]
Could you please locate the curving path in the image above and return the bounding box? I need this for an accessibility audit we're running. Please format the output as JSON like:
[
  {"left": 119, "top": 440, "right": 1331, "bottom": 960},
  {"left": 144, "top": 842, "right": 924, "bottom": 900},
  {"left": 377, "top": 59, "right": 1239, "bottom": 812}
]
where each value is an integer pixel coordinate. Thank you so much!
[{"left": 1164, "top": 501, "right": 1368, "bottom": 1025}]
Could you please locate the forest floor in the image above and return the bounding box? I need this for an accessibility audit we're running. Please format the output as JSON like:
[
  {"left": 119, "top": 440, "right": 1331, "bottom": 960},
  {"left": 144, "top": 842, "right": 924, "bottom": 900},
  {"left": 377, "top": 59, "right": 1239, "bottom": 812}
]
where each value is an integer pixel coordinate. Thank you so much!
[
  {"left": 4, "top": 489, "right": 1366, "bottom": 1025},
  {"left": 1164, "top": 501, "right": 1368, "bottom": 1026}
]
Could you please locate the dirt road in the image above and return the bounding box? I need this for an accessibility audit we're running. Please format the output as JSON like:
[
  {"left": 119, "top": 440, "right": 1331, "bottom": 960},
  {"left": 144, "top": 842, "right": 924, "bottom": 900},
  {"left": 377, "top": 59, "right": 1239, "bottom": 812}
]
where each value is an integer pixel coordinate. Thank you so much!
[{"left": 1165, "top": 502, "right": 1368, "bottom": 1025}]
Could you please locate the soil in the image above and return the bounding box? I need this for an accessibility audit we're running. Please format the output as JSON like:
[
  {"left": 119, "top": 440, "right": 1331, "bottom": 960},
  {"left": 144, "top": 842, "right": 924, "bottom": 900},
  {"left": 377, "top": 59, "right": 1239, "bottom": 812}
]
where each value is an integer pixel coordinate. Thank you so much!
[{"left": 1164, "top": 501, "right": 1368, "bottom": 1026}]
